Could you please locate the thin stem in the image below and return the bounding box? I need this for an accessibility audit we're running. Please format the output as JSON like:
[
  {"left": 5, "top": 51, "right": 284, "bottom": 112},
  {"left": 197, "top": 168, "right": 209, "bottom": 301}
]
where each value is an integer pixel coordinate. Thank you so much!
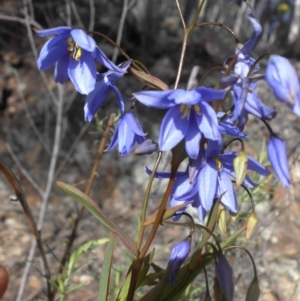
[
  {"left": 88, "top": 0, "right": 95, "bottom": 31},
  {"left": 5, "top": 143, "right": 44, "bottom": 197},
  {"left": 49, "top": 113, "right": 116, "bottom": 301},
  {"left": 136, "top": 151, "right": 162, "bottom": 251},
  {"left": 0, "top": 162, "right": 51, "bottom": 294},
  {"left": 195, "top": 21, "right": 239, "bottom": 44},
  {"left": 89, "top": 31, "right": 143, "bottom": 71},
  {"left": 16, "top": 85, "right": 64, "bottom": 301},
  {"left": 199, "top": 66, "right": 226, "bottom": 86},
  {"left": 225, "top": 245, "right": 258, "bottom": 277},
  {"left": 175, "top": 0, "right": 186, "bottom": 29},
  {"left": 189, "top": 0, "right": 206, "bottom": 29},
  {"left": 174, "top": 32, "right": 189, "bottom": 89},
  {"left": 112, "top": 0, "right": 129, "bottom": 63}
]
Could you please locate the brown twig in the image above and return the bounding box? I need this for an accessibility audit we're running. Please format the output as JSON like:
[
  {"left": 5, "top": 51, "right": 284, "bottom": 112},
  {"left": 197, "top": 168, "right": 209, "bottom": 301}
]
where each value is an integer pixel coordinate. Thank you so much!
[{"left": 0, "top": 161, "right": 51, "bottom": 297}]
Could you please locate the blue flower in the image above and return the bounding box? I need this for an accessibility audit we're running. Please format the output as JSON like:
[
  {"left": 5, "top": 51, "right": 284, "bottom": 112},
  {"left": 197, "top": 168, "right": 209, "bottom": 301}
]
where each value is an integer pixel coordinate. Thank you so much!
[
  {"left": 105, "top": 112, "right": 145, "bottom": 156},
  {"left": 166, "top": 237, "right": 191, "bottom": 283},
  {"left": 265, "top": 55, "right": 300, "bottom": 116},
  {"left": 84, "top": 60, "right": 131, "bottom": 121},
  {"left": 267, "top": 135, "right": 291, "bottom": 188},
  {"left": 145, "top": 140, "right": 270, "bottom": 221},
  {"left": 37, "top": 27, "right": 122, "bottom": 95},
  {"left": 134, "top": 87, "right": 228, "bottom": 159},
  {"left": 221, "top": 9, "right": 277, "bottom": 125}
]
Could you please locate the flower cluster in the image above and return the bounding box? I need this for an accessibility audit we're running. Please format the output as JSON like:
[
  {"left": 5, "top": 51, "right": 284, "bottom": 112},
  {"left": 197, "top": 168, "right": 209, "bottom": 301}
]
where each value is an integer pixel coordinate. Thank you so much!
[{"left": 36, "top": 2, "right": 299, "bottom": 285}]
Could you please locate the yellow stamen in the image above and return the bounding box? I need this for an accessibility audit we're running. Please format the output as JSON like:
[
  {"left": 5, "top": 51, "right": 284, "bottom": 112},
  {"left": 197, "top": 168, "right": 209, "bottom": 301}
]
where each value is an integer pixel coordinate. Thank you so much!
[
  {"left": 194, "top": 104, "right": 201, "bottom": 115},
  {"left": 214, "top": 158, "right": 223, "bottom": 171},
  {"left": 67, "top": 37, "right": 82, "bottom": 61},
  {"left": 179, "top": 104, "right": 201, "bottom": 119}
]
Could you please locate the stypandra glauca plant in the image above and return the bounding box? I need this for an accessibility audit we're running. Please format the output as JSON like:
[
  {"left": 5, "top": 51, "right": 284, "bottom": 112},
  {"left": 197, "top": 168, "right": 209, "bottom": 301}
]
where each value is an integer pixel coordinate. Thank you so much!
[{"left": 3, "top": 0, "right": 298, "bottom": 300}]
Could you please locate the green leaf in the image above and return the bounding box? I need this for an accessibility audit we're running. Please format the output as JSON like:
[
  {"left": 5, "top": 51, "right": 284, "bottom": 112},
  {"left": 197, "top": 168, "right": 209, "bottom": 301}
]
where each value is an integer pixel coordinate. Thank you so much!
[
  {"left": 130, "top": 68, "right": 169, "bottom": 91},
  {"left": 115, "top": 270, "right": 132, "bottom": 301},
  {"left": 56, "top": 181, "right": 137, "bottom": 256},
  {"left": 98, "top": 232, "right": 116, "bottom": 301}
]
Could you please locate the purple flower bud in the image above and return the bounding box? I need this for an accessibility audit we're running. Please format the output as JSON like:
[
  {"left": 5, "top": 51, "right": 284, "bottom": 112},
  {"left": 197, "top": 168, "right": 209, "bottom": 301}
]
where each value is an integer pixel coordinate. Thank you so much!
[
  {"left": 166, "top": 237, "right": 191, "bottom": 283},
  {"left": 215, "top": 253, "right": 234, "bottom": 301},
  {"left": 265, "top": 55, "right": 300, "bottom": 116},
  {"left": 267, "top": 135, "right": 291, "bottom": 188},
  {"left": 133, "top": 139, "right": 158, "bottom": 155}
]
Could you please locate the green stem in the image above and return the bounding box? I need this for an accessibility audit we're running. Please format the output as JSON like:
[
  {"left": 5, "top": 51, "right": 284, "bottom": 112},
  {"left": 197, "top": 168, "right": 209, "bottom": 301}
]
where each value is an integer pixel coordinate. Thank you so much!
[{"left": 137, "top": 152, "right": 162, "bottom": 251}]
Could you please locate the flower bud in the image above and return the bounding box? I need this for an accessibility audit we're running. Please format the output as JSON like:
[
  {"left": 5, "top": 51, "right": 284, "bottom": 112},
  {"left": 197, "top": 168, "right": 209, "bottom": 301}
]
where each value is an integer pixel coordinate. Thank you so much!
[
  {"left": 133, "top": 139, "right": 158, "bottom": 155},
  {"left": 218, "top": 204, "right": 227, "bottom": 236},
  {"left": 267, "top": 135, "right": 291, "bottom": 188},
  {"left": 246, "top": 276, "right": 260, "bottom": 301},
  {"left": 233, "top": 150, "right": 248, "bottom": 187},
  {"left": 166, "top": 237, "right": 191, "bottom": 283},
  {"left": 215, "top": 252, "right": 234, "bottom": 301},
  {"left": 246, "top": 212, "right": 258, "bottom": 240},
  {"left": 265, "top": 55, "right": 300, "bottom": 116}
]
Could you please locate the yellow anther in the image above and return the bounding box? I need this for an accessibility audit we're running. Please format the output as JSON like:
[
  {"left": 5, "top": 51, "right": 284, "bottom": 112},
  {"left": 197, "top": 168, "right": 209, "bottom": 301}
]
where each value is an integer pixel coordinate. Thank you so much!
[
  {"left": 73, "top": 47, "right": 82, "bottom": 61},
  {"left": 214, "top": 158, "right": 223, "bottom": 171},
  {"left": 180, "top": 104, "right": 191, "bottom": 119},
  {"left": 67, "top": 37, "right": 82, "bottom": 61},
  {"left": 179, "top": 104, "right": 201, "bottom": 119},
  {"left": 67, "top": 37, "right": 75, "bottom": 51},
  {"left": 194, "top": 104, "right": 201, "bottom": 115}
]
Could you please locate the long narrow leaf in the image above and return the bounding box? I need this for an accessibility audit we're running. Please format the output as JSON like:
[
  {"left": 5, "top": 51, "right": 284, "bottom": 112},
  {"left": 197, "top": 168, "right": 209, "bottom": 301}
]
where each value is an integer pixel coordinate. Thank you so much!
[
  {"left": 56, "top": 181, "right": 137, "bottom": 255},
  {"left": 98, "top": 232, "right": 116, "bottom": 301}
]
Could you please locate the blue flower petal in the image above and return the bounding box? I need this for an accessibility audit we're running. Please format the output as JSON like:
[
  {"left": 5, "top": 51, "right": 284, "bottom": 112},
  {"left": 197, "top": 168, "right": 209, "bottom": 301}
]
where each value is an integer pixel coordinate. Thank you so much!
[
  {"left": 37, "top": 36, "right": 68, "bottom": 70},
  {"left": 84, "top": 80, "right": 110, "bottom": 121},
  {"left": 245, "top": 91, "right": 277, "bottom": 120},
  {"left": 123, "top": 112, "right": 145, "bottom": 136},
  {"left": 118, "top": 119, "right": 135, "bottom": 155},
  {"left": 173, "top": 89, "right": 200, "bottom": 105},
  {"left": 199, "top": 159, "right": 218, "bottom": 211},
  {"left": 159, "top": 106, "right": 188, "bottom": 151},
  {"left": 105, "top": 126, "right": 119, "bottom": 152},
  {"left": 71, "top": 29, "right": 97, "bottom": 52},
  {"left": 107, "top": 60, "right": 132, "bottom": 83},
  {"left": 217, "top": 170, "right": 238, "bottom": 212},
  {"left": 93, "top": 47, "right": 123, "bottom": 73},
  {"left": 197, "top": 102, "right": 219, "bottom": 140},
  {"left": 267, "top": 135, "right": 291, "bottom": 187},
  {"left": 54, "top": 57, "right": 70, "bottom": 83},
  {"left": 242, "top": 11, "right": 262, "bottom": 54},
  {"left": 144, "top": 166, "right": 187, "bottom": 179},
  {"left": 37, "top": 27, "right": 72, "bottom": 37},
  {"left": 195, "top": 86, "right": 228, "bottom": 103},
  {"left": 134, "top": 90, "right": 176, "bottom": 109},
  {"left": 110, "top": 84, "right": 125, "bottom": 114},
  {"left": 68, "top": 51, "right": 96, "bottom": 94},
  {"left": 184, "top": 114, "right": 201, "bottom": 159}
]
